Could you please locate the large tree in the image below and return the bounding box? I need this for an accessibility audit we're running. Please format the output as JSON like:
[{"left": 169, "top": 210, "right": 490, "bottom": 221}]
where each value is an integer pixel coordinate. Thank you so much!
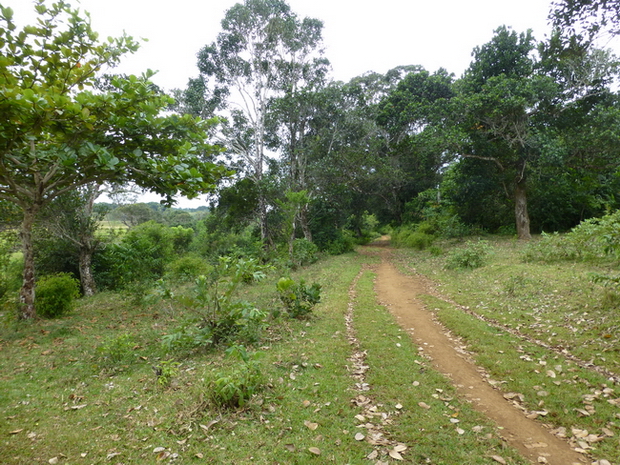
[
  {"left": 0, "top": 1, "right": 230, "bottom": 319},
  {"left": 191, "top": 0, "right": 327, "bottom": 245}
]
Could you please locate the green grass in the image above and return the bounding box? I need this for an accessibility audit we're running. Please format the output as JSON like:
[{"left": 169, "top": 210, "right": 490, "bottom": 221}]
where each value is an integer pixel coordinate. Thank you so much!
[{"left": 4, "top": 236, "right": 619, "bottom": 463}]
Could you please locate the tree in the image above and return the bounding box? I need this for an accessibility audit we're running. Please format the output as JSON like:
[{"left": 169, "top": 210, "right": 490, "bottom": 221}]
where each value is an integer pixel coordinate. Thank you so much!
[
  {"left": 454, "top": 27, "right": 559, "bottom": 239},
  {"left": 37, "top": 184, "right": 104, "bottom": 296},
  {"left": 192, "top": 0, "right": 327, "bottom": 245},
  {"left": 0, "top": 1, "right": 231, "bottom": 319},
  {"left": 551, "top": 0, "right": 620, "bottom": 40}
]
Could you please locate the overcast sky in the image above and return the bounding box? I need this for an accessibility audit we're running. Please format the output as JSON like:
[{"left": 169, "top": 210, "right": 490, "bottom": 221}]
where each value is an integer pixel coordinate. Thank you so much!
[
  {"left": 7, "top": 0, "right": 619, "bottom": 206},
  {"left": 10, "top": 0, "right": 563, "bottom": 90}
]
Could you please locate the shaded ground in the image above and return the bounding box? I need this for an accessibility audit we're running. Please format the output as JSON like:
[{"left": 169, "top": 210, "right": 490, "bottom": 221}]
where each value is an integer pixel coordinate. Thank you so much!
[{"left": 362, "top": 242, "right": 587, "bottom": 465}]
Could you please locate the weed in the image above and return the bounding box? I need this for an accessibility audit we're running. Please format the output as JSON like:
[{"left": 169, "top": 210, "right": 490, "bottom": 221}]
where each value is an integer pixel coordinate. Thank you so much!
[
  {"left": 444, "top": 239, "right": 490, "bottom": 269},
  {"left": 96, "top": 333, "right": 136, "bottom": 369},
  {"left": 153, "top": 359, "right": 181, "bottom": 387},
  {"left": 208, "top": 345, "right": 264, "bottom": 409},
  {"left": 276, "top": 277, "right": 322, "bottom": 319}
]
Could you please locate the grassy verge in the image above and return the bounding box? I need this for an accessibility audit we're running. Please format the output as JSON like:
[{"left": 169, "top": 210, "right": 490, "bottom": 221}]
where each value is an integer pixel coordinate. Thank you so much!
[{"left": 392, "top": 237, "right": 620, "bottom": 463}]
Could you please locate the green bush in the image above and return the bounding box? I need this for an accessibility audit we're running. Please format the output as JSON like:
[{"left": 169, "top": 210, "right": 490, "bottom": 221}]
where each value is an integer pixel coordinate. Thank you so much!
[
  {"left": 276, "top": 277, "right": 322, "bottom": 319},
  {"left": 523, "top": 211, "right": 620, "bottom": 264},
  {"left": 162, "top": 258, "right": 270, "bottom": 351},
  {"left": 444, "top": 240, "right": 490, "bottom": 270},
  {"left": 165, "top": 254, "right": 212, "bottom": 282},
  {"left": 291, "top": 238, "right": 319, "bottom": 267},
  {"left": 391, "top": 226, "right": 435, "bottom": 250},
  {"left": 36, "top": 273, "right": 80, "bottom": 318},
  {"left": 208, "top": 345, "right": 264, "bottom": 409}
]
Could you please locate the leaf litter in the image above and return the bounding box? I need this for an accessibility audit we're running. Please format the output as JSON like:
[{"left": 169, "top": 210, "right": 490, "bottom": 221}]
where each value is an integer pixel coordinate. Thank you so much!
[{"left": 344, "top": 268, "right": 409, "bottom": 462}]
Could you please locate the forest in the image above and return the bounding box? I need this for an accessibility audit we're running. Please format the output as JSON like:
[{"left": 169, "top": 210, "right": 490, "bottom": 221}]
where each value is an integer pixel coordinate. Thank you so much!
[{"left": 2, "top": 0, "right": 620, "bottom": 463}]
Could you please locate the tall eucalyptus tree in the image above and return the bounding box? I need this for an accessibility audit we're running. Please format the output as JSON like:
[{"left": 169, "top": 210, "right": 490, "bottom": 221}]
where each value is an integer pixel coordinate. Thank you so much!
[{"left": 193, "top": 0, "right": 328, "bottom": 245}]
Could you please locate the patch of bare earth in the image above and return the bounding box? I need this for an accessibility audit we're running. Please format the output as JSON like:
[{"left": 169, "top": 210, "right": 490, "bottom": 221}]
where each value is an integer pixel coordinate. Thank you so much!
[{"left": 361, "top": 243, "right": 588, "bottom": 465}]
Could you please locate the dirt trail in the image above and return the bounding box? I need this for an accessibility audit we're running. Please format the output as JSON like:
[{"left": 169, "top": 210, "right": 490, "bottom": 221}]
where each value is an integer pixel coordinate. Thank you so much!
[{"left": 363, "top": 243, "right": 588, "bottom": 465}]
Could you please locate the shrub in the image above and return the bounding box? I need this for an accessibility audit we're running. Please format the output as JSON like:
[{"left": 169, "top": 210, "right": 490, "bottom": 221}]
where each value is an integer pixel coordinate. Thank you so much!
[
  {"left": 276, "top": 277, "right": 322, "bottom": 319},
  {"left": 444, "top": 240, "right": 490, "bottom": 270},
  {"left": 162, "top": 257, "right": 270, "bottom": 351},
  {"left": 208, "top": 345, "right": 264, "bottom": 409},
  {"left": 291, "top": 238, "right": 319, "bottom": 267},
  {"left": 165, "top": 254, "right": 212, "bottom": 282},
  {"left": 36, "top": 273, "right": 80, "bottom": 318},
  {"left": 523, "top": 211, "right": 620, "bottom": 264},
  {"left": 96, "top": 333, "right": 136, "bottom": 369}
]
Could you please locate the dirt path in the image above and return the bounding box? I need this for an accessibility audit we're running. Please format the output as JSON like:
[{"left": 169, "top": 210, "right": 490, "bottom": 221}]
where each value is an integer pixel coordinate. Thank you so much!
[{"left": 363, "top": 243, "right": 588, "bottom": 465}]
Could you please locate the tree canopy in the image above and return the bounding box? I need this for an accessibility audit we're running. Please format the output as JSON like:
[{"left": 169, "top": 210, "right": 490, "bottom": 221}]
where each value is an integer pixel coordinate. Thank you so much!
[{"left": 0, "top": 0, "right": 230, "bottom": 318}]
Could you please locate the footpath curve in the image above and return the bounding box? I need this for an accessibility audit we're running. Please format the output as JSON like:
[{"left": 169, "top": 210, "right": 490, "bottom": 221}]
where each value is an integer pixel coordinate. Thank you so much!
[{"left": 362, "top": 243, "right": 588, "bottom": 465}]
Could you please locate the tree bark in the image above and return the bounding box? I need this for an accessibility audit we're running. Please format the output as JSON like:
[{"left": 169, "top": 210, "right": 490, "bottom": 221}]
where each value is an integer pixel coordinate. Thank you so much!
[
  {"left": 18, "top": 207, "right": 38, "bottom": 319},
  {"left": 79, "top": 246, "right": 97, "bottom": 297},
  {"left": 514, "top": 180, "right": 531, "bottom": 240}
]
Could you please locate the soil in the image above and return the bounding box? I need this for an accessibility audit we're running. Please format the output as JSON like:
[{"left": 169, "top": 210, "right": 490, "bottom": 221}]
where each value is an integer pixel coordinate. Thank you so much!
[{"left": 362, "top": 241, "right": 588, "bottom": 465}]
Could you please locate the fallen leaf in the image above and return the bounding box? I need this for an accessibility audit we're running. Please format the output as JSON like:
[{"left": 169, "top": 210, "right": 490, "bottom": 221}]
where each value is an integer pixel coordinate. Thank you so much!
[
  {"left": 302, "top": 400, "right": 311, "bottom": 408},
  {"left": 418, "top": 402, "right": 431, "bottom": 410},
  {"left": 8, "top": 429, "right": 24, "bottom": 435},
  {"left": 456, "top": 427, "right": 465, "bottom": 435},
  {"left": 395, "top": 403, "right": 403, "bottom": 409},
  {"left": 284, "top": 444, "right": 295, "bottom": 452},
  {"left": 48, "top": 458, "right": 58, "bottom": 465},
  {"left": 394, "top": 444, "right": 407, "bottom": 452},
  {"left": 153, "top": 447, "right": 166, "bottom": 453},
  {"left": 106, "top": 452, "right": 121, "bottom": 460},
  {"left": 156, "top": 451, "right": 171, "bottom": 461},
  {"left": 304, "top": 420, "right": 318, "bottom": 431},
  {"left": 195, "top": 453, "right": 204, "bottom": 459},
  {"left": 388, "top": 449, "right": 404, "bottom": 460},
  {"left": 308, "top": 447, "right": 321, "bottom": 455},
  {"left": 354, "top": 432, "right": 365, "bottom": 441},
  {"left": 366, "top": 450, "right": 378, "bottom": 460},
  {"left": 491, "top": 456, "right": 507, "bottom": 464},
  {"left": 199, "top": 420, "right": 219, "bottom": 431},
  {"left": 354, "top": 414, "right": 365, "bottom": 422}
]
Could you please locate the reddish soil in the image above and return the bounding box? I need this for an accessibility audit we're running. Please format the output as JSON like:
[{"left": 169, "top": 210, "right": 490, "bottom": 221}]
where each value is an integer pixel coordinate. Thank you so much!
[{"left": 363, "top": 243, "right": 588, "bottom": 465}]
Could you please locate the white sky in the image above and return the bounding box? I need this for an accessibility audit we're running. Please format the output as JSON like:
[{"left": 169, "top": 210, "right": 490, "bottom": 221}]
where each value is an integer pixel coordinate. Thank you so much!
[{"left": 7, "top": 0, "right": 619, "bottom": 206}]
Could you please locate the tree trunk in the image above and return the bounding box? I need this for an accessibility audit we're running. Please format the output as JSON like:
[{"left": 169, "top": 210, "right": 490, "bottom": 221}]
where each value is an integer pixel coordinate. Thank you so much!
[
  {"left": 79, "top": 246, "right": 97, "bottom": 297},
  {"left": 514, "top": 180, "right": 531, "bottom": 240},
  {"left": 299, "top": 204, "right": 312, "bottom": 242},
  {"left": 18, "top": 208, "right": 38, "bottom": 319}
]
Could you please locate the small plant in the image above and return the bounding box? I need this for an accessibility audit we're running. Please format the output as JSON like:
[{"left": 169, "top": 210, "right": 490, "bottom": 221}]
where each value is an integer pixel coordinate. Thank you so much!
[
  {"left": 162, "top": 257, "right": 270, "bottom": 351},
  {"left": 96, "top": 333, "right": 136, "bottom": 369},
  {"left": 444, "top": 240, "right": 490, "bottom": 270},
  {"left": 208, "top": 345, "right": 264, "bottom": 409},
  {"left": 36, "top": 273, "right": 80, "bottom": 318},
  {"left": 276, "top": 277, "right": 322, "bottom": 319},
  {"left": 153, "top": 359, "right": 181, "bottom": 387}
]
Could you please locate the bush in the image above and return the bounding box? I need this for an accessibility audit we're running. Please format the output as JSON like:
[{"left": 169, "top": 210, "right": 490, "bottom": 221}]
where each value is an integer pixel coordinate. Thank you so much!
[
  {"left": 165, "top": 254, "right": 212, "bottom": 282},
  {"left": 36, "top": 273, "right": 80, "bottom": 318},
  {"left": 162, "top": 258, "right": 270, "bottom": 351},
  {"left": 444, "top": 240, "right": 490, "bottom": 270},
  {"left": 325, "top": 230, "right": 356, "bottom": 255},
  {"left": 291, "top": 238, "right": 318, "bottom": 267},
  {"left": 276, "top": 277, "right": 322, "bottom": 319},
  {"left": 523, "top": 211, "right": 620, "bottom": 264},
  {"left": 208, "top": 345, "right": 264, "bottom": 409},
  {"left": 391, "top": 226, "right": 435, "bottom": 250}
]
